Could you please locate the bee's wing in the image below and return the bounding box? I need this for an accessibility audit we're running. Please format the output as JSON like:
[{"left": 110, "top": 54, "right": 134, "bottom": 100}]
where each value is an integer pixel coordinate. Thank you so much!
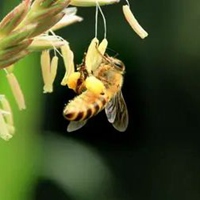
[
  {"left": 67, "top": 120, "right": 87, "bottom": 132},
  {"left": 105, "top": 96, "right": 117, "bottom": 123},
  {"left": 105, "top": 91, "right": 129, "bottom": 132}
]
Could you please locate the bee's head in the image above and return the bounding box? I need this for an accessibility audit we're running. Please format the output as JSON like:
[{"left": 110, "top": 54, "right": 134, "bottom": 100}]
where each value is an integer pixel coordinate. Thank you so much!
[
  {"left": 110, "top": 57, "right": 125, "bottom": 73},
  {"left": 103, "top": 54, "right": 125, "bottom": 73}
]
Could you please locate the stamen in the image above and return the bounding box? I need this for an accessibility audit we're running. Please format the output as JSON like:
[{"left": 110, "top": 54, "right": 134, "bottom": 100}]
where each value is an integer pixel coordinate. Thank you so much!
[
  {"left": 6, "top": 72, "right": 26, "bottom": 110},
  {"left": 0, "top": 95, "right": 13, "bottom": 125},
  {"left": 122, "top": 4, "right": 148, "bottom": 39},
  {"left": 0, "top": 112, "right": 11, "bottom": 141},
  {"left": 61, "top": 41, "right": 75, "bottom": 86}
]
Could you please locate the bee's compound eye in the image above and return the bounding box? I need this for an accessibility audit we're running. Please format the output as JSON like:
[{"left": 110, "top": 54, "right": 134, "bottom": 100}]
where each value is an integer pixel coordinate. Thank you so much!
[{"left": 114, "top": 60, "right": 125, "bottom": 71}]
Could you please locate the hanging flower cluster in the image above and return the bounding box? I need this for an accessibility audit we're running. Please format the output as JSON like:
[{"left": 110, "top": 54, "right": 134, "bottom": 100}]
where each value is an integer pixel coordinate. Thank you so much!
[{"left": 0, "top": 0, "right": 148, "bottom": 140}]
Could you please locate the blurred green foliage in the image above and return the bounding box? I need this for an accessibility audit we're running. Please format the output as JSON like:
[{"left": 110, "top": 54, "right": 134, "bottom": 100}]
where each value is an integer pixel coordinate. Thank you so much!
[
  {"left": 0, "top": 54, "right": 42, "bottom": 200},
  {"left": 0, "top": 2, "right": 42, "bottom": 199}
]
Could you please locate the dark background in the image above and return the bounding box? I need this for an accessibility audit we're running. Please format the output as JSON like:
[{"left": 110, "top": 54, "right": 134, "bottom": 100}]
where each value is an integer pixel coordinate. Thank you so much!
[
  {"left": 36, "top": 0, "right": 200, "bottom": 200},
  {"left": 39, "top": 1, "right": 200, "bottom": 200}
]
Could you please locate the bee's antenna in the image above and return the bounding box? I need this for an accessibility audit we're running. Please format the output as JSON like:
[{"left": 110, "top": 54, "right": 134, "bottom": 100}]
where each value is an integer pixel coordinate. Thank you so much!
[
  {"left": 94, "top": 45, "right": 119, "bottom": 64},
  {"left": 106, "top": 47, "right": 119, "bottom": 57}
]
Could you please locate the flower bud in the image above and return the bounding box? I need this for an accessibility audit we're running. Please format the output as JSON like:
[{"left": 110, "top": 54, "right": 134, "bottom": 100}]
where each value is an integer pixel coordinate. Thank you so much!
[
  {"left": 0, "top": 0, "right": 30, "bottom": 36},
  {"left": 29, "top": 35, "right": 65, "bottom": 51},
  {"left": 51, "top": 7, "right": 83, "bottom": 31},
  {"left": 70, "top": 0, "right": 120, "bottom": 7},
  {"left": 0, "top": 50, "right": 29, "bottom": 69}
]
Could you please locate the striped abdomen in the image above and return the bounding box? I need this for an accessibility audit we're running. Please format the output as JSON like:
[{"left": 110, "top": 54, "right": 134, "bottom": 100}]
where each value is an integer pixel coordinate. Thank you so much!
[{"left": 63, "top": 90, "right": 109, "bottom": 121}]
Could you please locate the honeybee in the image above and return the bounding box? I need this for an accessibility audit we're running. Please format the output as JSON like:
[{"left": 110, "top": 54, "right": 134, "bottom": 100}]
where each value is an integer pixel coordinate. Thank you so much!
[{"left": 63, "top": 54, "right": 129, "bottom": 132}]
